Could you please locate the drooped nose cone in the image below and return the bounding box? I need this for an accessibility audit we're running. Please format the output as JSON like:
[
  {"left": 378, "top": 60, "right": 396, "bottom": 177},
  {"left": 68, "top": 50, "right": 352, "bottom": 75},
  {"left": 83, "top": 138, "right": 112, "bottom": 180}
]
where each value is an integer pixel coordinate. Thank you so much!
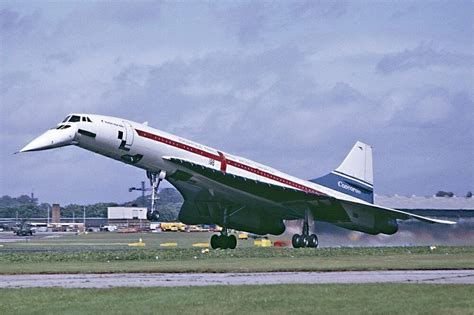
[{"left": 19, "top": 127, "right": 77, "bottom": 152}]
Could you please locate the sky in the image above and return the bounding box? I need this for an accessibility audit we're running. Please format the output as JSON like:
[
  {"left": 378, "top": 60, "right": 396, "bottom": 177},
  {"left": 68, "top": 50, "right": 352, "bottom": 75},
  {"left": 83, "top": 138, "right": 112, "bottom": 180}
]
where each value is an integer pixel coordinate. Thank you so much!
[{"left": 1, "top": 0, "right": 473, "bottom": 205}]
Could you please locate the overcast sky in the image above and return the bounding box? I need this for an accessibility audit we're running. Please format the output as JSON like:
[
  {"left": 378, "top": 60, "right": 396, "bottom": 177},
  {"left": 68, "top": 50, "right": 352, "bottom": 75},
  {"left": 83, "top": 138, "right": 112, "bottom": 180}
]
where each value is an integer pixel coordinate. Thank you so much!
[{"left": 1, "top": 0, "right": 473, "bottom": 205}]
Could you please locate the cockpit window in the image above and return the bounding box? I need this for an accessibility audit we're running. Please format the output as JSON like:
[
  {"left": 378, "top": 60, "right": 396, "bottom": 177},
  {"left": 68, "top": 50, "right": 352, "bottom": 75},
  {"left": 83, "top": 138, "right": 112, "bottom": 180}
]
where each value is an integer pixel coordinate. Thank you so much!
[
  {"left": 82, "top": 117, "right": 87, "bottom": 122},
  {"left": 62, "top": 116, "right": 71, "bottom": 123},
  {"left": 87, "top": 117, "right": 92, "bottom": 122},
  {"left": 69, "top": 115, "right": 81, "bottom": 122}
]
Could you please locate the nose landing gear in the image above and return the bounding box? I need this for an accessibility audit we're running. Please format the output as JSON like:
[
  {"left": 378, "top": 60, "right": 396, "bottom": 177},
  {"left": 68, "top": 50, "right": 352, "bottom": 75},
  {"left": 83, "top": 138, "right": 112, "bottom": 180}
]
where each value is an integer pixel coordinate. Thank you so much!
[
  {"left": 292, "top": 209, "right": 319, "bottom": 248},
  {"left": 146, "top": 170, "right": 166, "bottom": 221}
]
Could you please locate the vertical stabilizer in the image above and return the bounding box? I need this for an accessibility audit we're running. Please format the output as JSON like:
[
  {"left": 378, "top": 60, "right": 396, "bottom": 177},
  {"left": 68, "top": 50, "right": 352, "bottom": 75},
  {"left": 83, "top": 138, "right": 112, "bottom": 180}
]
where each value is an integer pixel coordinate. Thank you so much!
[
  {"left": 335, "top": 141, "right": 373, "bottom": 186},
  {"left": 310, "top": 141, "right": 374, "bottom": 203}
]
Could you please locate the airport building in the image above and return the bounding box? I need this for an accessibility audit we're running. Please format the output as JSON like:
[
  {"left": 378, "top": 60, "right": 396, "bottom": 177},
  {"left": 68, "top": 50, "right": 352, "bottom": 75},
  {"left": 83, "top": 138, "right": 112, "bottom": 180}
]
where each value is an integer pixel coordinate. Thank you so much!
[
  {"left": 107, "top": 207, "right": 149, "bottom": 231},
  {"left": 375, "top": 195, "right": 474, "bottom": 218}
]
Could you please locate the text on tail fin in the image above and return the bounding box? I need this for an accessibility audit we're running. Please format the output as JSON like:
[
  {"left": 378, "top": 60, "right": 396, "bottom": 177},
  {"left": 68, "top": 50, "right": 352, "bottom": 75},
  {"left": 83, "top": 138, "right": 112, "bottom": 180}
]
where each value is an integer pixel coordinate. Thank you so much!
[{"left": 310, "top": 141, "right": 374, "bottom": 203}]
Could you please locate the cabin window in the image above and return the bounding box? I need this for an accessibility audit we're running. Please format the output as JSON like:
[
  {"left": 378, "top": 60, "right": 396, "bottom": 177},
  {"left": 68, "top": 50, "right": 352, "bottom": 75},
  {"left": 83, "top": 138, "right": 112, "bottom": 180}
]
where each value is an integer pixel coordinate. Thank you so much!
[{"left": 69, "top": 115, "right": 81, "bottom": 122}]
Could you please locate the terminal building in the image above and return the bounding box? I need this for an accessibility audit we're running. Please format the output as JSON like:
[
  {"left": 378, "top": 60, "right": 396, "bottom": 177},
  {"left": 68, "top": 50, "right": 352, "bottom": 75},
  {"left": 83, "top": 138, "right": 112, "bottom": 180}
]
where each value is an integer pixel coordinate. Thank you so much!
[
  {"left": 375, "top": 195, "right": 474, "bottom": 219},
  {"left": 107, "top": 207, "right": 149, "bottom": 230}
]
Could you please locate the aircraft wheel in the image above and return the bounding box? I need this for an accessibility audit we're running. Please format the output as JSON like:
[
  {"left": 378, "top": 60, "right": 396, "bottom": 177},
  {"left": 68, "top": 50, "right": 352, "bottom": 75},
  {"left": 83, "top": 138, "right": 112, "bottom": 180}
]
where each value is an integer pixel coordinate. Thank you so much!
[
  {"left": 308, "top": 234, "right": 318, "bottom": 248},
  {"left": 228, "top": 235, "right": 237, "bottom": 249},
  {"left": 292, "top": 234, "right": 301, "bottom": 248},
  {"left": 210, "top": 234, "right": 220, "bottom": 249},
  {"left": 219, "top": 235, "right": 229, "bottom": 249},
  {"left": 299, "top": 235, "right": 309, "bottom": 248}
]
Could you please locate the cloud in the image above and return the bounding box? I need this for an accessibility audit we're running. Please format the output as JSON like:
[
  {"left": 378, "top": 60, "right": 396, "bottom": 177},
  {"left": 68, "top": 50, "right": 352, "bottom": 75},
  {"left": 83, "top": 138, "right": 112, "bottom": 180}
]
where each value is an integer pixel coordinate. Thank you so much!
[
  {"left": 46, "top": 52, "right": 75, "bottom": 66},
  {"left": 95, "top": 1, "right": 162, "bottom": 25},
  {"left": 289, "top": 0, "right": 347, "bottom": 20},
  {"left": 214, "top": 1, "right": 348, "bottom": 45},
  {"left": 376, "top": 44, "right": 474, "bottom": 74},
  {"left": 214, "top": 1, "right": 268, "bottom": 44},
  {"left": 0, "top": 8, "right": 39, "bottom": 33},
  {"left": 1, "top": 2, "right": 473, "bottom": 202},
  {"left": 378, "top": 86, "right": 469, "bottom": 127}
]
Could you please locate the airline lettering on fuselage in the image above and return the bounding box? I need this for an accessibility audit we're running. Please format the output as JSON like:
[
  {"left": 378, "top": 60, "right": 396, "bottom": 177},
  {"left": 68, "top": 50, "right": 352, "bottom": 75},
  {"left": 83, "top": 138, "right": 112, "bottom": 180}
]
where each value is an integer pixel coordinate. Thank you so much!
[
  {"left": 101, "top": 120, "right": 123, "bottom": 128},
  {"left": 338, "top": 181, "right": 361, "bottom": 194}
]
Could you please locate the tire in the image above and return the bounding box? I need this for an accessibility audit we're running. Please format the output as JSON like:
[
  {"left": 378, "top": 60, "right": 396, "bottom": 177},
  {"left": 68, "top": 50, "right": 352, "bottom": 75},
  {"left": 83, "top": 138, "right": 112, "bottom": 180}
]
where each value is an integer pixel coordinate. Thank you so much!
[
  {"left": 228, "top": 235, "right": 237, "bottom": 249},
  {"left": 210, "top": 234, "right": 220, "bottom": 249},
  {"left": 219, "top": 235, "right": 229, "bottom": 249},
  {"left": 308, "top": 234, "right": 318, "bottom": 248},
  {"left": 292, "top": 234, "right": 300, "bottom": 248},
  {"left": 297, "top": 235, "right": 308, "bottom": 248}
]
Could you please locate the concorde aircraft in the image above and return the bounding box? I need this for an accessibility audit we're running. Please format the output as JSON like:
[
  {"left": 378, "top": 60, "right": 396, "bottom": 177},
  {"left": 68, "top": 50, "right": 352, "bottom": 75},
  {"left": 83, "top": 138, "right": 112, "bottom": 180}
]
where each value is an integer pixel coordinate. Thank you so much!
[{"left": 19, "top": 114, "right": 455, "bottom": 249}]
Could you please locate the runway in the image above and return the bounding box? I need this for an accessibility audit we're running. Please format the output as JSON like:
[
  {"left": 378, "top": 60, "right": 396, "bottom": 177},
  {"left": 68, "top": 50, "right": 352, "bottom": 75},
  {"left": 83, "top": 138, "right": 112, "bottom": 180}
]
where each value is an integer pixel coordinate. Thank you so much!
[{"left": 1, "top": 270, "right": 473, "bottom": 288}]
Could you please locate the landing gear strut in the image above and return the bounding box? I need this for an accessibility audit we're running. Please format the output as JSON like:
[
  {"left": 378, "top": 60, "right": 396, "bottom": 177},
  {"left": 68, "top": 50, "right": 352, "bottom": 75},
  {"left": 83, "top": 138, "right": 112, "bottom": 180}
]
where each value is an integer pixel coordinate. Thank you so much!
[
  {"left": 210, "top": 208, "right": 237, "bottom": 249},
  {"left": 146, "top": 170, "right": 166, "bottom": 221},
  {"left": 292, "top": 209, "right": 318, "bottom": 248}
]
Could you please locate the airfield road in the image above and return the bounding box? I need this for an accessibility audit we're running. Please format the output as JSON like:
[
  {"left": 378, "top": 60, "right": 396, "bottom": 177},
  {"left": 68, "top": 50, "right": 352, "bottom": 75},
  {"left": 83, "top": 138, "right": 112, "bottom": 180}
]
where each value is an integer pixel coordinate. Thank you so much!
[{"left": 1, "top": 270, "right": 473, "bottom": 288}]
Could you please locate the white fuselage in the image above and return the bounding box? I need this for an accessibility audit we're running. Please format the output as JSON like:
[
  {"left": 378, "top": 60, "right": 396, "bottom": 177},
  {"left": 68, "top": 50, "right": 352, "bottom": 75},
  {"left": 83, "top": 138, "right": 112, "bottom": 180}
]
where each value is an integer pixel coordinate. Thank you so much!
[
  {"left": 68, "top": 114, "right": 363, "bottom": 204},
  {"left": 19, "top": 113, "right": 366, "bottom": 204}
]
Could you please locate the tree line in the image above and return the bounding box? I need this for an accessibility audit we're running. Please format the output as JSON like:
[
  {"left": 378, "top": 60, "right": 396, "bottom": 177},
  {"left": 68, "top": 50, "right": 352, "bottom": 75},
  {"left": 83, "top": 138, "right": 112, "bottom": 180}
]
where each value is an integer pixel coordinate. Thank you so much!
[{"left": 0, "top": 188, "right": 183, "bottom": 222}]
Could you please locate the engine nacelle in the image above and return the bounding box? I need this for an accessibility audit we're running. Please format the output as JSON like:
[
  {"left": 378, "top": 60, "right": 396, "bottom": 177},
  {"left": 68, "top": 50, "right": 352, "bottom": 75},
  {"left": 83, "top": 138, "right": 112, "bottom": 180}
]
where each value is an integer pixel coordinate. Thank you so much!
[
  {"left": 375, "top": 217, "right": 399, "bottom": 235},
  {"left": 336, "top": 216, "right": 399, "bottom": 235},
  {"left": 178, "top": 201, "right": 286, "bottom": 235}
]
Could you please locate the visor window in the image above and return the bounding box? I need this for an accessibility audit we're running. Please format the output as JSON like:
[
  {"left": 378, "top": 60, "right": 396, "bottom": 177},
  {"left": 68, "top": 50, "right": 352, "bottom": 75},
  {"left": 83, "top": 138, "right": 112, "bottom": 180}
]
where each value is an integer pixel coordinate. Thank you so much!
[{"left": 69, "top": 115, "right": 80, "bottom": 122}]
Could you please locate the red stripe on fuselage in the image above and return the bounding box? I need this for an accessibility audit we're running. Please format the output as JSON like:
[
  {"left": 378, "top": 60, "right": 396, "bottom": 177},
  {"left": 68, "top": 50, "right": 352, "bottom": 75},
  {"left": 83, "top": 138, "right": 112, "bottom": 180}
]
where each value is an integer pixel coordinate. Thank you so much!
[
  {"left": 135, "top": 129, "right": 325, "bottom": 196},
  {"left": 217, "top": 151, "right": 227, "bottom": 173}
]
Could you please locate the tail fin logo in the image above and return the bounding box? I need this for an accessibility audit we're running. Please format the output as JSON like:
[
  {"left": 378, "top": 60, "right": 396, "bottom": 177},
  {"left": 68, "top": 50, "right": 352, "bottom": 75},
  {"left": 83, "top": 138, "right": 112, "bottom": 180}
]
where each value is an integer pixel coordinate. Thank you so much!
[{"left": 338, "top": 181, "right": 361, "bottom": 195}]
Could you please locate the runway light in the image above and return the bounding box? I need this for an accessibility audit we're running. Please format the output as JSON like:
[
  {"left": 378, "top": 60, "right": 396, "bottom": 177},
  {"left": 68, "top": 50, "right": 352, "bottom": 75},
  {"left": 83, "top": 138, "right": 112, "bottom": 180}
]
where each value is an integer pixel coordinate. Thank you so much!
[
  {"left": 192, "top": 243, "right": 209, "bottom": 248},
  {"left": 254, "top": 239, "right": 272, "bottom": 247},
  {"left": 160, "top": 242, "right": 178, "bottom": 247},
  {"left": 128, "top": 238, "right": 146, "bottom": 247}
]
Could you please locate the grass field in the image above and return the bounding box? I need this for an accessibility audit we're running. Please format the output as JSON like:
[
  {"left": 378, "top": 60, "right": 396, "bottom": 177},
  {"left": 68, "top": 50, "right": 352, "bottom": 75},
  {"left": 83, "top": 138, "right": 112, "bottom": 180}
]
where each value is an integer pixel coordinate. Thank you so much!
[
  {"left": 2, "top": 233, "right": 473, "bottom": 314},
  {"left": 1, "top": 284, "right": 474, "bottom": 314},
  {"left": 1, "top": 232, "right": 473, "bottom": 274}
]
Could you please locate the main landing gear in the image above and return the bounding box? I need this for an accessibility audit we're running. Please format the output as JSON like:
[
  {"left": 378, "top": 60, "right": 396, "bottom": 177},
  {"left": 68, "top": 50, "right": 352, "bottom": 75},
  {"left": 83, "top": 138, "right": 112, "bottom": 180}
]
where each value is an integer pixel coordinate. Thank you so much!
[
  {"left": 292, "top": 209, "right": 319, "bottom": 248},
  {"left": 146, "top": 170, "right": 166, "bottom": 221},
  {"left": 210, "top": 208, "right": 237, "bottom": 249},
  {"left": 210, "top": 231, "right": 237, "bottom": 250}
]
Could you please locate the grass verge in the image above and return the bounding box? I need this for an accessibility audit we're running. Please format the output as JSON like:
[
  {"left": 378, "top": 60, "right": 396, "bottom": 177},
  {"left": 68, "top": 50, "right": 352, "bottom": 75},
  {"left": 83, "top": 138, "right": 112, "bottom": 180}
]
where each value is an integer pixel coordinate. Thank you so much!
[
  {"left": 1, "top": 284, "right": 474, "bottom": 315},
  {"left": 0, "top": 246, "right": 473, "bottom": 274}
]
